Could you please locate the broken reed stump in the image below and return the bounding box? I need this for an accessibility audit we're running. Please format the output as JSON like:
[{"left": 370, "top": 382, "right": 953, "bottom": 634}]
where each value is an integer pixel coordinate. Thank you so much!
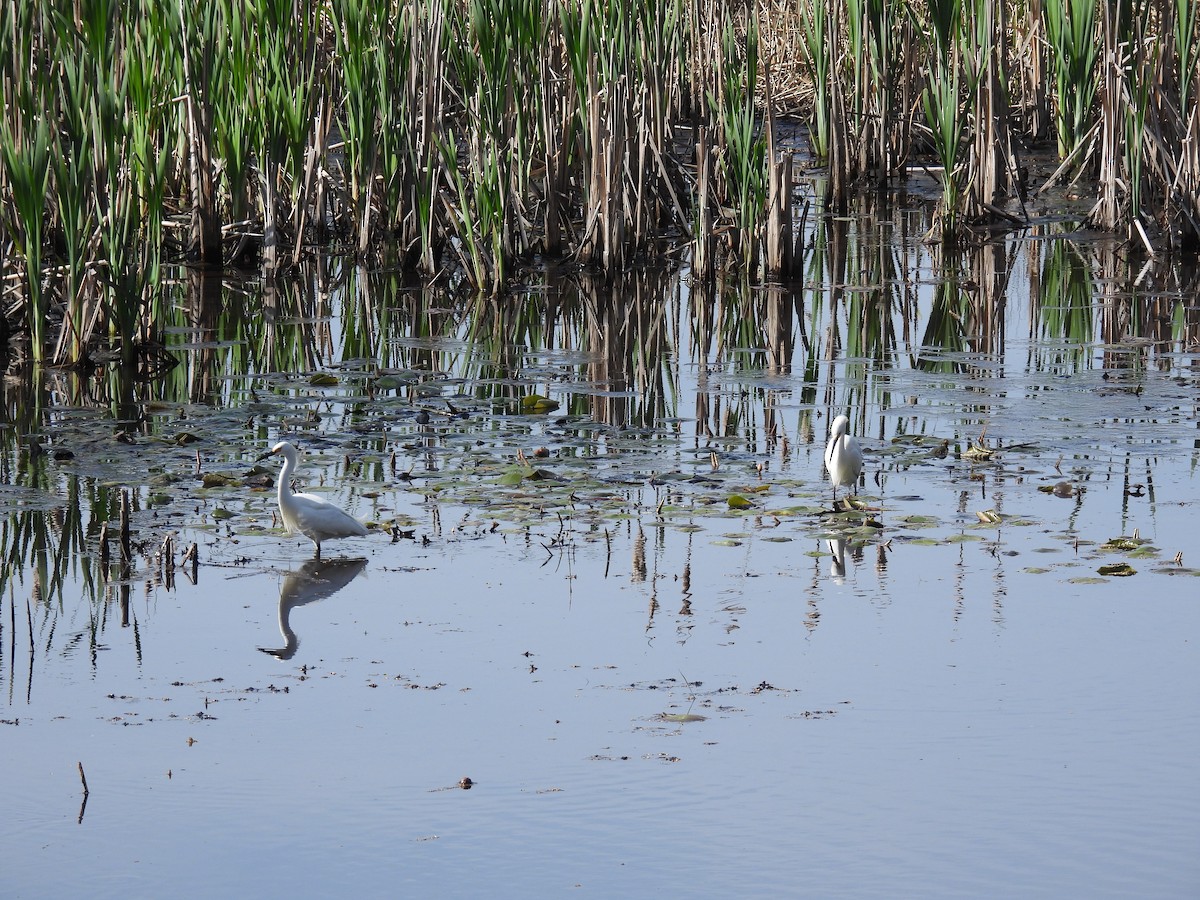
[
  {"left": 99, "top": 523, "right": 110, "bottom": 575},
  {"left": 120, "top": 490, "right": 131, "bottom": 564}
]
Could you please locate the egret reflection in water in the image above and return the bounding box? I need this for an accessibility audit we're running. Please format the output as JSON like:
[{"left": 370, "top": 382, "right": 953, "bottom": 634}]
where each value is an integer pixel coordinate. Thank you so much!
[
  {"left": 259, "top": 557, "right": 368, "bottom": 659},
  {"left": 828, "top": 538, "right": 847, "bottom": 580}
]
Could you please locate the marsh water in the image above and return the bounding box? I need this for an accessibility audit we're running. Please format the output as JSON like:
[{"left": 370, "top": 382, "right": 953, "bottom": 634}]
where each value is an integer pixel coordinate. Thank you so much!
[{"left": 3, "top": 195, "right": 1200, "bottom": 898}]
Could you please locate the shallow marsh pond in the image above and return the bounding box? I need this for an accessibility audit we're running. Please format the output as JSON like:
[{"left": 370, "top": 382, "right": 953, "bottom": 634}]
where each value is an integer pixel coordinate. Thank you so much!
[{"left": 3, "top": 216, "right": 1199, "bottom": 897}]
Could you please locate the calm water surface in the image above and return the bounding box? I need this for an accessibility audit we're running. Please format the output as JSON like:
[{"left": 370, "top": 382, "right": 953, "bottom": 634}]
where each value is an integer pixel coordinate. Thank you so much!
[{"left": 3, "top": 222, "right": 1199, "bottom": 898}]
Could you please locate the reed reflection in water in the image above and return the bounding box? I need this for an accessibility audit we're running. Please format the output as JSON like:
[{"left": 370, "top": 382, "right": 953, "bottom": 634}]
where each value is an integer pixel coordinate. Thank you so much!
[{"left": 0, "top": 206, "right": 1197, "bottom": 671}]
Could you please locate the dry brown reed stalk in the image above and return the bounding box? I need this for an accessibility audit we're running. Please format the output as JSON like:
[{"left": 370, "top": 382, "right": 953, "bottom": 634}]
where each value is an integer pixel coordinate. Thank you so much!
[
  {"left": 1012, "top": 0, "right": 1053, "bottom": 141},
  {"left": 756, "top": 1, "right": 813, "bottom": 114},
  {"left": 763, "top": 69, "right": 798, "bottom": 279},
  {"left": 692, "top": 126, "right": 717, "bottom": 282},
  {"left": 1090, "top": 2, "right": 1126, "bottom": 234}
]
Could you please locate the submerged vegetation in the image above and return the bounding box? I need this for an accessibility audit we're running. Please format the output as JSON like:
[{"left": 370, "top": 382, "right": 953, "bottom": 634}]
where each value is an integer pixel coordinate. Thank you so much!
[{"left": 0, "top": 0, "right": 1198, "bottom": 367}]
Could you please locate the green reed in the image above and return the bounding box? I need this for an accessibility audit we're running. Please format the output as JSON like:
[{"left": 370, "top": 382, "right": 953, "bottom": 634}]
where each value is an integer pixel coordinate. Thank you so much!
[
  {"left": 918, "top": 0, "right": 967, "bottom": 239},
  {"left": 255, "top": 0, "right": 321, "bottom": 275},
  {"left": 1043, "top": 0, "right": 1099, "bottom": 164},
  {"left": 5, "top": 0, "right": 1200, "bottom": 368},
  {"left": 331, "top": 0, "right": 385, "bottom": 256},
  {"left": 798, "top": 0, "right": 832, "bottom": 160},
  {"left": 0, "top": 3, "right": 52, "bottom": 358},
  {"left": 711, "top": 8, "right": 766, "bottom": 267}
]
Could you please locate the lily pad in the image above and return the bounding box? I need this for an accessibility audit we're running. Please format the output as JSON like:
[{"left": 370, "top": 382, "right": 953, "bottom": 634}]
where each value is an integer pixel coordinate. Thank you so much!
[
  {"left": 519, "top": 394, "right": 560, "bottom": 414},
  {"left": 1101, "top": 537, "right": 1143, "bottom": 552},
  {"left": 1098, "top": 563, "right": 1136, "bottom": 577}
]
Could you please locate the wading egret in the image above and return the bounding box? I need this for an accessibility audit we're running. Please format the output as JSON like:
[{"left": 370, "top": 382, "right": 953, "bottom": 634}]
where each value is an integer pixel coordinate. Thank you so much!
[
  {"left": 824, "top": 415, "right": 863, "bottom": 506},
  {"left": 260, "top": 441, "right": 368, "bottom": 557}
]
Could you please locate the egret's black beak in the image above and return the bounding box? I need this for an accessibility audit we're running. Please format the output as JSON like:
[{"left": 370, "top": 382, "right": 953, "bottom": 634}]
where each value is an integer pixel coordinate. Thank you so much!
[{"left": 256, "top": 448, "right": 275, "bottom": 462}]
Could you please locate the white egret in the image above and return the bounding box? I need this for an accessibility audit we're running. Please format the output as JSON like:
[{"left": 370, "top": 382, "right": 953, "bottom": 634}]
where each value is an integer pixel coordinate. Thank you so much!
[
  {"left": 824, "top": 414, "right": 863, "bottom": 506},
  {"left": 260, "top": 441, "right": 368, "bottom": 557}
]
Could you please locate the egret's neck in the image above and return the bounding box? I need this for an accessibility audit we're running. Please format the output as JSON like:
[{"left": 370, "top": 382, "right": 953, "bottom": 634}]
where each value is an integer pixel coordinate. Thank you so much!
[{"left": 277, "top": 454, "right": 293, "bottom": 501}]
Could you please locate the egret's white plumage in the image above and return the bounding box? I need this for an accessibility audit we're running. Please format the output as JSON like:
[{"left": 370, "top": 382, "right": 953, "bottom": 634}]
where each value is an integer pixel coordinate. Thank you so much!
[
  {"left": 824, "top": 415, "right": 863, "bottom": 505},
  {"left": 262, "top": 441, "right": 368, "bottom": 556}
]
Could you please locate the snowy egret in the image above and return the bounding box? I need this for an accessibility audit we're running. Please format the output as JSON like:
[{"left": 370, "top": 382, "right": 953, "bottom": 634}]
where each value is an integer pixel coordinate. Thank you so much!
[
  {"left": 260, "top": 441, "right": 368, "bottom": 557},
  {"left": 824, "top": 414, "right": 863, "bottom": 506}
]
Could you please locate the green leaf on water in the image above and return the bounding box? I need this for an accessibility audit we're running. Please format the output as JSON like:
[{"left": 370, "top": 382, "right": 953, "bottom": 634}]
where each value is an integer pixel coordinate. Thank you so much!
[
  {"left": 1101, "top": 536, "right": 1143, "bottom": 551},
  {"left": 309, "top": 373, "right": 339, "bottom": 386},
  {"left": 1098, "top": 563, "right": 1136, "bottom": 577},
  {"left": 727, "top": 494, "right": 753, "bottom": 509},
  {"left": 901, "top": 515, "right": 939, "bottom": 528},
  {"left": 519, "top": 394, "right": 560, "bottom": 413},
  {"left": 212, "top": 508, "right": 235, "bottom": 521},
  {"left": 374, "top": 374, "right": 408, "bottom": 390},
  {"left": 498, "top": 469, "right": 527, "bottom": 486}
]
